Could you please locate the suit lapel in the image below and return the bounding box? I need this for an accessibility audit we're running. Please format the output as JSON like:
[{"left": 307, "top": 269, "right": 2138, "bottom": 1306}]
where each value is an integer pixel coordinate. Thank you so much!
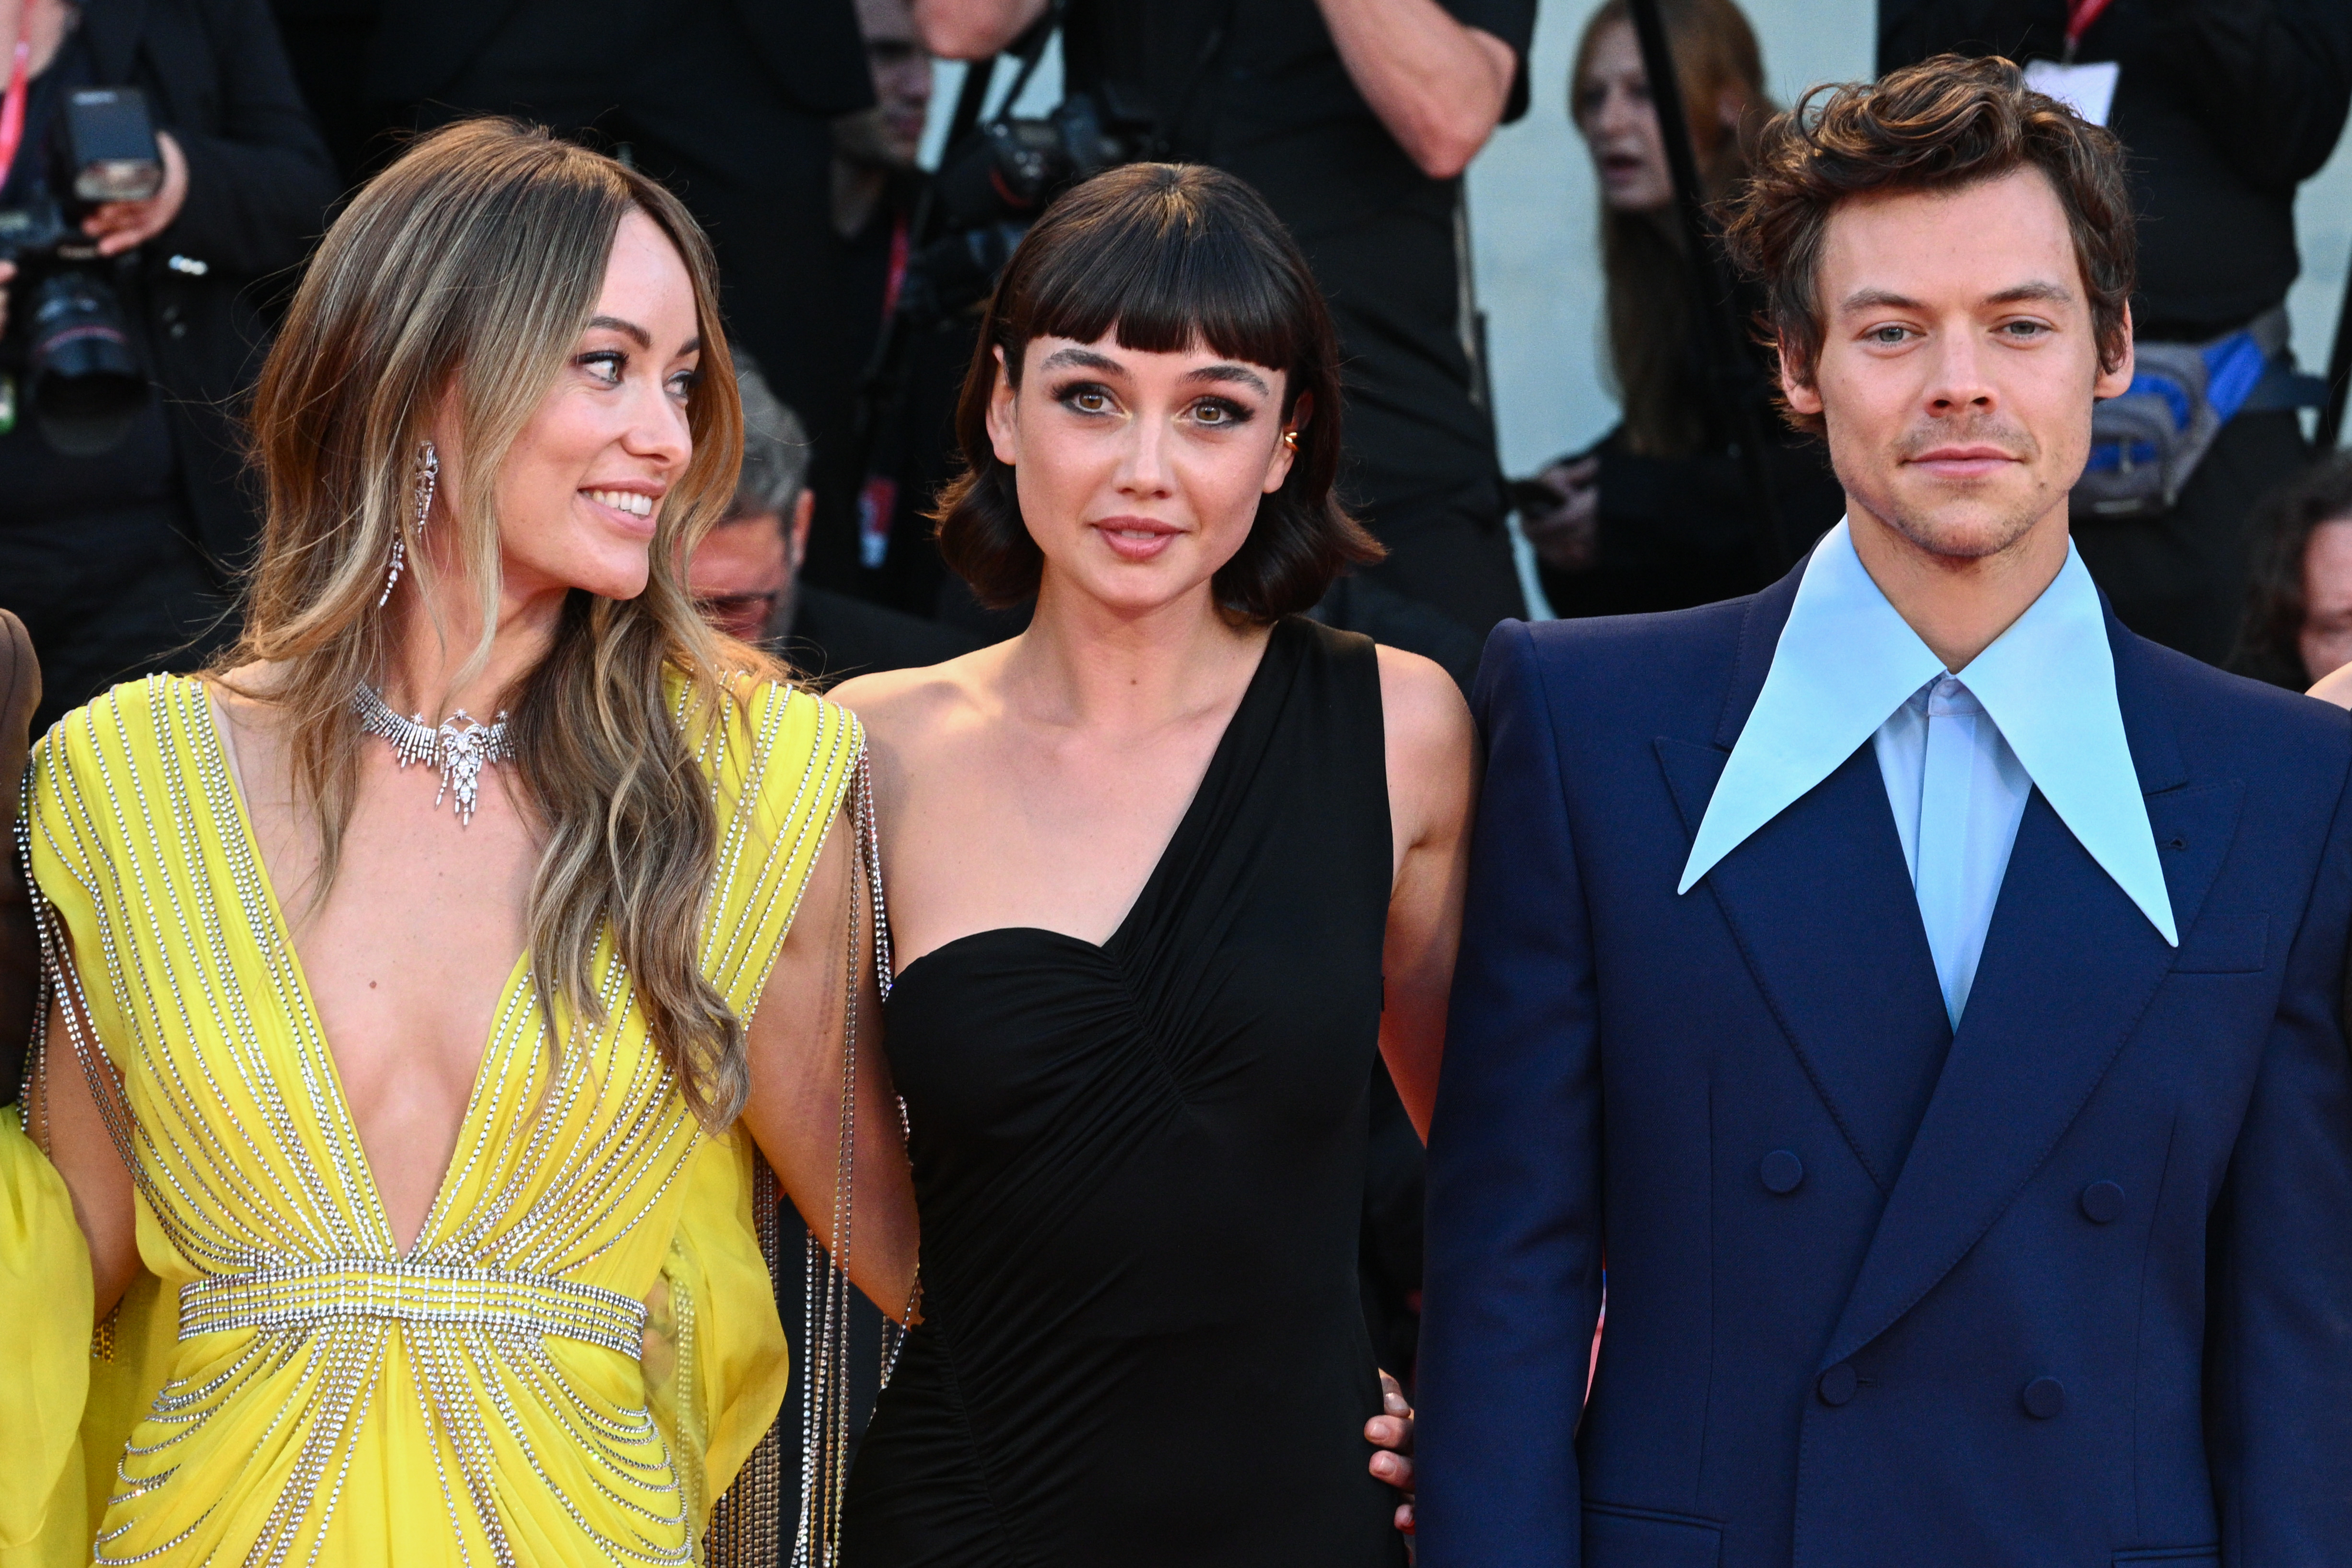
[
  {"left": 1661, "top": 741, "right": 1953, "bottom": 1192},
  {"left": 1819, "top": 623, "right": 2236, "bottom": 1366},
  {"left": 1659, "top": 572, "right": 1954, "bottom": 1193}
]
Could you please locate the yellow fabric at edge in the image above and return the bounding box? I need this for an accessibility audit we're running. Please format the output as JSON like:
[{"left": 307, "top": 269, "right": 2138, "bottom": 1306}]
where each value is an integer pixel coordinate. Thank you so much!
[{"left": 0, "top": 1104, "right": 91, "bottom": 1559}]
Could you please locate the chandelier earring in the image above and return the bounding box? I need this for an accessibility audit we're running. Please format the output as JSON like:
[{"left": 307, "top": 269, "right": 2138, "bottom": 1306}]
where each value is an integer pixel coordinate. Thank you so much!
[{"left": 378, "top": 441, "right": 439, "bottom": 607}]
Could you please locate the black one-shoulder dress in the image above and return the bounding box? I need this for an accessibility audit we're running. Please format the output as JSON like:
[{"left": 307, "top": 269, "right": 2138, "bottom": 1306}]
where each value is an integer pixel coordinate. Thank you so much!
[{"left": 841, "top": 617, "right": 1406, "bottom": 1567}]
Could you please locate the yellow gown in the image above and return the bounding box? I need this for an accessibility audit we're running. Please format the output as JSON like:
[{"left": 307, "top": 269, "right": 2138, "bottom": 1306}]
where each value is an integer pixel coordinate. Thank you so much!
[{"left": 0, "top": 671, "right": 861, "bottom": 1565}]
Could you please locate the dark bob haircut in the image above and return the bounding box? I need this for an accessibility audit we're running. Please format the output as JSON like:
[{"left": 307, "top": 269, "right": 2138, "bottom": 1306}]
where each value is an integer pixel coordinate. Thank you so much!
[
  {"left": 933, "top": 162, "right": 1382, "bottom": 617},
  {"left": 1720, "top": 54, "right": 2135, "bottom": 439}
]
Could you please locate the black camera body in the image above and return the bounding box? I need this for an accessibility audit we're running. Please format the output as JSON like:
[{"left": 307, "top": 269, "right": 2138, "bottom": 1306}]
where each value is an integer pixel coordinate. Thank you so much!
[
  {"left": 900, "top": 91, "right": 1152, "bottom": 327},
  {"left": 0, "top": 86, "right": 165, "bottom": 457}
]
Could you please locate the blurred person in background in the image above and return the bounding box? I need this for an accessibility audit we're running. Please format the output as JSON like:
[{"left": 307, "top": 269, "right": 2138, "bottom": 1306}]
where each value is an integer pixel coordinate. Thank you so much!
[
  {"left": 0, "top": 0, "right": 338, "bottom": 738},
  {"left": 915, "top": 0, "right": 1536, "bottom": 687},
  {"left": 799, "top": 0, "right": 967, "bottom": 620},
  {"left": 306, "top": 0, "right": 876, "bottom": 437},
  {"left": 1518, "top": 0, "right": 1843, "bottom": 617},
  {"left": 1880, "top": 0, "right": 2352, "bottom": 666},
  {"left": 2230, "top": 452, "right": 2352, "bottom": 689},
  {"left": 691, "top": 357, "right": 978, "bottom": 677}
]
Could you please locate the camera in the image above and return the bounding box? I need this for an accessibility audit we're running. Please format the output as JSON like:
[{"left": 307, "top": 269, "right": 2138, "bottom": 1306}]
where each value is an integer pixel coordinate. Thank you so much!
[
  {"left": 0, "top": 86, "right": 165, "bottom": 457},
  {"left": 898, "top": 91, "right": 1152, "bottom": 326}
]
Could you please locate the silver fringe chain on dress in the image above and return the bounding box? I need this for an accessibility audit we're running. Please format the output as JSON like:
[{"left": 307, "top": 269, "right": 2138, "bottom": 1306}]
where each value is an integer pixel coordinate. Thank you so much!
[
  {"left": 353, "top": 683, "right": 513, "bottom": 826},
  {"left": 379, "top": 441, "right": 437, "bottom": 607},
  {"left": 788, "top": 748, "right": 907, "bottom": 1568}
]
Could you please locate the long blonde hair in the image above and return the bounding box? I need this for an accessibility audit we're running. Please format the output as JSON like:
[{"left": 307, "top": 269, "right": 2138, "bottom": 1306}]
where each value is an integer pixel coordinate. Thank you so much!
[
  {"left": 1573, "top": 0, "right": 1772, "bottom": 457},
  {"left": 226, "top": 118, "right": 771, "bottom": 1126}
]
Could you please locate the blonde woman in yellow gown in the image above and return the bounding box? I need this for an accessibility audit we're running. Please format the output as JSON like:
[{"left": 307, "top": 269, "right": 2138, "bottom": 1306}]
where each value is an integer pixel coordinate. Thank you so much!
[{"left": 0, "top": 119, "right": 917, "bottom": 1565}]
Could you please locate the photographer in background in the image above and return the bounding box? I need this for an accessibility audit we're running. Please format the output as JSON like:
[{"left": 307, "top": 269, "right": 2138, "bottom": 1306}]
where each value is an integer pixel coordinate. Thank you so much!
[
  {"left": 0, "top": 0, "right": 338, "bottom": 737},
  {"left": 1520, "top": 0, "right": 1842, "bottom": 618},
  {"left": 1880, "top": 0, "right": 2352, "bottom": 666},
  {"left": 800, "top": 0, "right": 963, "bottom": 617},
  {"left": 916, "top": 0, "right": 1535, "bottom": 684}
]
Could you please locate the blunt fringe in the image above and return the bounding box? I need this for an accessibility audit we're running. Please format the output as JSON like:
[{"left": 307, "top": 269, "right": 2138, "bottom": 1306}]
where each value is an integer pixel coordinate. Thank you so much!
[
  {"left": 1719, "top": 53, "right": 2136, "bottom": 437},
  {"left": 228, "top": 118, "right": 769, "bottom": 1128},
  {"left": 934, "top": 162, "right": 1381, "bottom": 616}
]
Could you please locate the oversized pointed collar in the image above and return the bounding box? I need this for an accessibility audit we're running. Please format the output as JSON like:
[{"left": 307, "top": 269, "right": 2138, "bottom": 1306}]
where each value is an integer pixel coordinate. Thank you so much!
[{"left": 1678, "top": 519, "right": 2176, "bottom": 946}]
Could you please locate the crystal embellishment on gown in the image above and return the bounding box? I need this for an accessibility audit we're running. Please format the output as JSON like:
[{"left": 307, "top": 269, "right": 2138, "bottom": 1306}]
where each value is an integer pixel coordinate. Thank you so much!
[{"left": 19, "top": 671, "right": 866, "bottom": 1566}]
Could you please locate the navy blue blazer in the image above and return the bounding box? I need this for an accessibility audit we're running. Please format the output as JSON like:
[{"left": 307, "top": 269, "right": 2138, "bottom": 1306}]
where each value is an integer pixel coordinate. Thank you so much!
[{"left": 1417, "top": 565, "right": 2352, "bottom": 1567}]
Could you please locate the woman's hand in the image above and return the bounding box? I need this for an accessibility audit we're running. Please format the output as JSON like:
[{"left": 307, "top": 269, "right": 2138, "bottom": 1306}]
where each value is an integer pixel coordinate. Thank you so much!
[
  {"left": 1518, "top": 455, "right": 1601, "bottom": 571},
  {"left": 80, "top": 130, "right": 188, "bottom": 257},
  {"left": 1365, "top": 1369, "right": 1417, "bottom": 1533}
]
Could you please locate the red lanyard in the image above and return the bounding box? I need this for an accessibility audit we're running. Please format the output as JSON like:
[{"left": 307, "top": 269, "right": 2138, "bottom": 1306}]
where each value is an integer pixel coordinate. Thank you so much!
[
  {"left": 2064, "top": 0, "right": 2117, "bottom": 58},
  {"left": 880, "top": 213, "right": 910, "bottom": 324},
  {"left": 0, "top": 36, "right": 30, "bottom": 193}
]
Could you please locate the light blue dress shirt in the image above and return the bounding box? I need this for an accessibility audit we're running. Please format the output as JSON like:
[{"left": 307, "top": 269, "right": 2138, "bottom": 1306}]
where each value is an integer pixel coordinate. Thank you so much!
[{"left": 1679, "top": 519, "right": 2177, "bottom": 1027}]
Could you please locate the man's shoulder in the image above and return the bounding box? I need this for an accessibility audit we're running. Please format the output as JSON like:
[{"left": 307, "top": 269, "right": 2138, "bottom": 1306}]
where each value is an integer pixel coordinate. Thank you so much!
[
  {"left": 1478, "top": 595, "right": 1766, "bottom": 731},
  {"left": 2122, "top": 628, "right": 2352, "bottom": 780}
]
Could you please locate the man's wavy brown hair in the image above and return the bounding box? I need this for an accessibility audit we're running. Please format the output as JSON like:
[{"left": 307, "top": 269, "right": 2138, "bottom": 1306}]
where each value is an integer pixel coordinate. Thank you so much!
[{"left": 1719, "top": 54, "right": 2136, "bottom": 437}]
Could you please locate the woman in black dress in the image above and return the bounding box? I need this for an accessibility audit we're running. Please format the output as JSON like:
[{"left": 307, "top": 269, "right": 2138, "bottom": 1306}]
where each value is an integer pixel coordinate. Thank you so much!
[{"left": 833, "top": 163, "right": 1473, "bottom": 1565}]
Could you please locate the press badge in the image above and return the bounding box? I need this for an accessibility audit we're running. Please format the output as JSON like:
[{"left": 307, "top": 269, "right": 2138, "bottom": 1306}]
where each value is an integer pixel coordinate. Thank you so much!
[{"left": 2023, "top": 58, "right": 2120, "bottom": 126}]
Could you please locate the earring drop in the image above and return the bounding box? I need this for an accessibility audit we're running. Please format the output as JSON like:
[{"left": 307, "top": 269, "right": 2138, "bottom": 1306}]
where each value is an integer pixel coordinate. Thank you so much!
[{"left": 380, "top": 441, "right": 438, "bottom": 607}]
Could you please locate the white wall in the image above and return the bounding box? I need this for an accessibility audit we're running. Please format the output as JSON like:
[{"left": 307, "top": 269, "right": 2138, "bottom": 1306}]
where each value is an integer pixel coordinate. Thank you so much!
[{"left": 923, "top": 5, "right": 2352, "bottom": 485}]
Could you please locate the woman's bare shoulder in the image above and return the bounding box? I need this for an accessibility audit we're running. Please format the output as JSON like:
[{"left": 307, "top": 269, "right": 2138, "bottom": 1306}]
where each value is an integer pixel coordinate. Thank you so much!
[
  {"left": 1374, "top": 644, "right": 1474, "bottom": 770},
  {"left": 1374, "top": 644, "right": 1475, "bottom": 847},
  {"left": 828, "top": 644, "right": 1007, "bottom": 756}
]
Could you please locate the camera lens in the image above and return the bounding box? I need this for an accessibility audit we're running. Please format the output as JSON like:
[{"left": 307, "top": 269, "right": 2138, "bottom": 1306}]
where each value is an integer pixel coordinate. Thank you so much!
[{"left": 26, "top": 269, "right": 148, "bottom": 456}]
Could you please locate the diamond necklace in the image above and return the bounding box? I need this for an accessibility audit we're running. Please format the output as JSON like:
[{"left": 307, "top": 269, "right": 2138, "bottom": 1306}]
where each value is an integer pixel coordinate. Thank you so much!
[{"left": 353, "top": 682, "right": 514, "bottom": 826}]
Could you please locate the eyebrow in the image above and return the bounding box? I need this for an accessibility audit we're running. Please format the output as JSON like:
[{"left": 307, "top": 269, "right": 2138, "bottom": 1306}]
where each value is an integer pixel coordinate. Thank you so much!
[
  {"left": 1982, "top": 281, "right": 2074, "bottom": 307},
  {"left": 1039, "top": 346, "right": 1122, "bottom": 374},
  {"left": 1036, "top": 345, "right": 1271, "bottom": 394},
  {"left": 1184, "top": 363, "right": 1271, "bottom": 394},
  {"left": 1837, "top": 280, "right": 2075, "bottom": 314},
  {"left": 587, "top": 315, "right": 653, "bottom": 348}
]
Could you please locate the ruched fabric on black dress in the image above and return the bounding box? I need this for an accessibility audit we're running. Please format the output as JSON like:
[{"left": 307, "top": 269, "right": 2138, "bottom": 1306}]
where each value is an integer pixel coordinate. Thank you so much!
[{"left": 841, "top": 617, "right": 1406, "bottom": 1567}]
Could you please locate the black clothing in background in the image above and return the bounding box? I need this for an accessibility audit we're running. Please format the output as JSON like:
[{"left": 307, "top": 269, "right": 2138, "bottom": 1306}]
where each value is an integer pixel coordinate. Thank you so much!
[
  {"left": 309, "top": 0, "right": 872, "bottom": 432},
  {"left": 1062, "top": 0, "right": 1536, "bottom": 682},
  {"left": 1538, "top": 245, "right": 1843, "bottom": 619},
  {"left": 0, "top": 0, "right": 339, "bottom": 727},
  {"left": 2076, "top": 408, "right": 2316, "bottom": 661},
  {"left": 1879, "top": 0, "right": 2352, "bottom": 663},
  {"left": 1880, "top": 0, "right": 2351, "bottom": 339},
  {"left": 783, "top": 585, "right": 983, "bottom": 683},
  {"left": 797, "top": 169, "right": 973, "bottom": 626},
  {"left": 843, "top": 618, "right": 1406, "bottom": 1567},
  {"left": 1542, "top": 431, "right": 1846, "bottom": 618}
]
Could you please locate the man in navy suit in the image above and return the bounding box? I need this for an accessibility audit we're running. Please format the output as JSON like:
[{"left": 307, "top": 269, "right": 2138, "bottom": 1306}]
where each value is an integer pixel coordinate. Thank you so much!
[{"left": 1415, "top": 55, "right": 2352, "bottom": 1567}]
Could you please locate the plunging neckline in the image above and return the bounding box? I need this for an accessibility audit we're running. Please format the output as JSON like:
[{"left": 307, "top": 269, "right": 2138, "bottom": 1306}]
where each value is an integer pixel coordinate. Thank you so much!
[
  {"left": 195, "top": 678, "right": 531, "bottom": 1259},
  {"left": 891, "top": 621, "right": 1293, "bottom": 993}
]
